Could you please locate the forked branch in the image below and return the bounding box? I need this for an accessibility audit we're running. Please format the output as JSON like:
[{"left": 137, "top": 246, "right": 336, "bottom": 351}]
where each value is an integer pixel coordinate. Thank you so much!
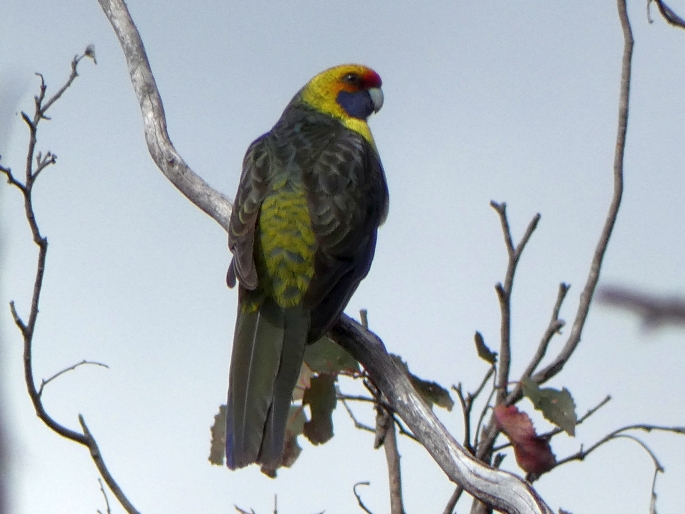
[{"left": 1, "top": 53, "right": 139, "bottom": 514}]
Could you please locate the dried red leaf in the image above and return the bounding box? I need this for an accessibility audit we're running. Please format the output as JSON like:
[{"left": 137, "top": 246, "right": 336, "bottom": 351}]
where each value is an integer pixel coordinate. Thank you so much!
[{"left": 494, "top": 404, "right": 556, "bottom": 474}]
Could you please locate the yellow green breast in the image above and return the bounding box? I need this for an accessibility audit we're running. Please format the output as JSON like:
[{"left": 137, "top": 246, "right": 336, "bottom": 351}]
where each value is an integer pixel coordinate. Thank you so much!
[{"left": 255, "top": 188, "right": 316, "bottom": 307}]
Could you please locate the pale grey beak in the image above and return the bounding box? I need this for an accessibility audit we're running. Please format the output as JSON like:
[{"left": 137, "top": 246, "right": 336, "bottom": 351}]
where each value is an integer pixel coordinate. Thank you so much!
[{"left": 368, "top": 87, "right": 384, "bottom": 113}]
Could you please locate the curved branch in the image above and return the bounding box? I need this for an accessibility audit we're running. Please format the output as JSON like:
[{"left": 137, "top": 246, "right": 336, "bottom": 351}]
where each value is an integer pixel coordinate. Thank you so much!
[
  {"left": 38, "top": 360, "right": 109, "bottom": 396},
  {"left": 532, "top": 0, "right": 632, "bottom": 385},
  {"left": 97, "top": 0, "right": 232, "bottom": 229},
  {"left": 2, "top": 54, "right": 141, "bottom": 514},
  {"left": 331, "top": 317, "right": 552, "bottom": 514},
  {"left": 651, "top": 0, "right": 685, "bottom": 29}
]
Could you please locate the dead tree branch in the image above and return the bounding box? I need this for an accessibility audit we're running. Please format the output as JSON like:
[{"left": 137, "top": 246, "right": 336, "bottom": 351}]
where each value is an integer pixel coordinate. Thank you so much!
[
  {"left": 466, "top": 1, "right": 632, "bottom": 512},
  {"left": 530, "top": 0, "right": 632, "bottom": 390},
  {"left": 330, "top": 318, "right": 552, "bottom": 513},
  {"left": 38, "top": 360, "right": 109, "bottom": 396},
  {"left": 382, "top": 416, "right": 405, "bottom": 514},
  {"left": 650, "top": 0, "right": 685, "bottom": 29},
  {"left": 96, "top": 0, "right": 231, "bottom": 228},
  {"left": 353, "top": 482, "right": 375, "bottom": 514},
  {"left": 491, "top": 202, "right": 541, "bottom": 407},
  {"left": 1, "top": 54, "right": 139, "bottom": 514}
]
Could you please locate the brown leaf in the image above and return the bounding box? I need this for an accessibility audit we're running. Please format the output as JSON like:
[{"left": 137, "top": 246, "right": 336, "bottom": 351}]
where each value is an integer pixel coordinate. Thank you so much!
[
  {"left": 208, "top": 404, "right": 227, "bottom": 466},
  {"left": 494, "top": 404, "right": 556, "bottom": 474},
  {"left": 303, "top": 374, "right": 337, "bottom": 445}
]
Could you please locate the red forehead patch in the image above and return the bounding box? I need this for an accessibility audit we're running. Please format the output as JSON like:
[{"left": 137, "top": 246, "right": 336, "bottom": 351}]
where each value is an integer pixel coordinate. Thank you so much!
[{"left": 362, "top": 69, "right": 382, "bottom": 88}]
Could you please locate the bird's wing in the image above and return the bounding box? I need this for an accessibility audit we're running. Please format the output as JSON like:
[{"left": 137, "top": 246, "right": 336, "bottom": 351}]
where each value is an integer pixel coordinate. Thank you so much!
[
  {"left": 227, "top": 135, "right": 272, "bottom": 290},
  {"left": 303, "top": 128, "right": 388, "bottom": 339}
]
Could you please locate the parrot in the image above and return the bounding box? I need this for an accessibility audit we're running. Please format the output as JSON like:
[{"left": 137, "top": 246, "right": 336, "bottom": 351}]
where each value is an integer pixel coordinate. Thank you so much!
[{"left": 225, "top": 64, "right": 389, "bottom": 472}]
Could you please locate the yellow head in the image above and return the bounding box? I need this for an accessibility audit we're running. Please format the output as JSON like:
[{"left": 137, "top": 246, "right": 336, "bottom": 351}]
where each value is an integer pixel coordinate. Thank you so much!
[{"left": 299, "top": 64, "right": 383, "bottom": 147}]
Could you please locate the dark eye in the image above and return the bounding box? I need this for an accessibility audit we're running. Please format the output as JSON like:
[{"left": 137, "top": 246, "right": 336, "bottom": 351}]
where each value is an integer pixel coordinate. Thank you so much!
[{"left": 342, "top": 72, "right": 361, "bottom": 85}]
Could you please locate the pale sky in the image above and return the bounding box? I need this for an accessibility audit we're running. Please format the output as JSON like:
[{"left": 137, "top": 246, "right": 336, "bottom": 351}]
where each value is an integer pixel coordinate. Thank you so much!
[{"left": 2, "top": 1, "right": 685, "bottom": 513}]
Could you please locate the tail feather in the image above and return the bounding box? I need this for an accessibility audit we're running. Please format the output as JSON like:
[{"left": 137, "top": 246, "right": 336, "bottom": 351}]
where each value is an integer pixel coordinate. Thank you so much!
[
  {"left": 225, "top": 299, "right": 309, "bottom": 471},
  {"left": 257, "top": 306, "right": 308, "bottom": 470},
  {"left": 226, "top": 298, "right": 284, "bottom": 469}
]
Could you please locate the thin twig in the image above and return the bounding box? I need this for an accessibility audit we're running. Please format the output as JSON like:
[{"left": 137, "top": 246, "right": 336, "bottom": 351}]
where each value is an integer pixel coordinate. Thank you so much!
[
  {"left": 442, "top": 486, "right": 464, "bottom": 514},
  {"left": 473, "top": 380, "right": 497, "bottom": 454},
  {"left": 551, "top": 429, "right": 670, "bottom": 511},
  {"left": 98, "top": 478, "right": 112, "bottom": 514},
  {"left": 80, "top": 416, "right": 140, "bottom": 513},
  {"left": 469, "top": 366, "right": 496, "bottom": 409},
  {"left": 340, "top": 397, "right": 376, "bottom": 434},
  {"left": 651, "top": 0, "right": 685, "bottom": 29},
  {"left": 491, "top": 202, "right": 541, "bottom": 407},
  {"left": 507, "top": 283, "right": 570, "bottom": 407},
  {"left": 393, "top": 417, "right": 419, "bottom": 443},
  {"left": 554, "top": 424, "right": 683, "bottom": 468},
  {"left": 453, "top": 365, "right": 496, "bottom": 453},
  {"left": 353, "top": 482, "right": 374, "bottom": 514},
  {"left": 338, "top": 393, "right": 390, "bottom": 408},
  {"left": 453, "top": 384, "right": 470, "bottom": 450},
  {"left": 38, "top": 360, "right": 109, "bottom": 396}
]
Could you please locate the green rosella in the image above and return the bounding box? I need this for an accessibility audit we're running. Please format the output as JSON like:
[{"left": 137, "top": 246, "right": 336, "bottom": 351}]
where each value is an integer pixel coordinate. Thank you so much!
[{"left": 225, "top": 64, "right": 388, "bottom": 471}]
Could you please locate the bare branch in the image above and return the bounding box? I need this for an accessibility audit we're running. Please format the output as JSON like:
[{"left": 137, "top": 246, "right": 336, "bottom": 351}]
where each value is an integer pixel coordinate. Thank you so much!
[
  {"left": 40, "top": 54, "right": 90, "bottom": 117},
  {"left": 383, "top": 416, "right": 405, "bottom": 514},
  {"left": 0, "top": 163, "right": 26, "bottom": 191},
  {"left": 453, "top": 365, "right": 496, "bottom": 452},
  {"left": 597, "top": 285, "right": 685, "bottom": 328},
  {"left": 340, "top": 397, "right": 376, "bottom": 434},
  {"left": 490, "top": 202, "right": 541, "bottom": 406},
  {"left": 470, "top": 6, "right": 632, "bottom": 511},
  {"left": 554, "top": 423, "right": 684, "bottom": 469},
  {"left": 38, "top": 360, "right": 110, "bottom": 396},
  {"left": 442, "top": 486, "right": 464, "bottom": 514},
  {"left": 453, "top": 384, "right": 471, "bottom": 449},
  {"left": 331, "top": 317, "right": 553, "bottom": 514},
  {"left": 338, "top": 393, "right": 380, "bottom": 404},
  {"left": 650, "top": 0, "right": 685, "bottom": 29},
  {"left": 473, "top": 381, "right": 497, "bottom": 456},
  {"left": 98, "top": 478, "right": 112, "bottom": 514},
  {"left": 469, "top": 366, "right": 496, "bottom": 410},
  {"left": 353, "top": 482, "right": 375, "bottom": 514},
  {"left": 528, "top": 284, "right": 569, "bottom": 372},
  {"left": 2, "top": 55, "right": 140, "bottom": 514},
  {"left": 32, "top": 150, "right": 57, "bottom": 182},
  {"left": 531, "top": 0, "right": 632, "bottom": 386},
  {"left": 97, "top": 0, "right": 232, "bottom": 229},
  {"left": 79, "top": 416, "right": 140, "bottom": 514},
  {"left": 506, "top": 283, "right": 570, "bottom": 406},
  {"left": 551, "top": 428, "right": 672, "bottom": 511}
]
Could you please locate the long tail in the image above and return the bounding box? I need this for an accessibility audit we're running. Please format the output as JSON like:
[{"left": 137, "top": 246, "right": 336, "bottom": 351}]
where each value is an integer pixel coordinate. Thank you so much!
[{"left": 225, "top": 298, "right": 308, "bottom": 471}]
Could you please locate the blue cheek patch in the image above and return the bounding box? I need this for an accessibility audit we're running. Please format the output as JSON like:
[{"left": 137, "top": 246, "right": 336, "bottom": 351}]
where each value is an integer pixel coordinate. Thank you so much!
[{"left": 336, "top": 90, "right": 373, "bottom": 120}]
